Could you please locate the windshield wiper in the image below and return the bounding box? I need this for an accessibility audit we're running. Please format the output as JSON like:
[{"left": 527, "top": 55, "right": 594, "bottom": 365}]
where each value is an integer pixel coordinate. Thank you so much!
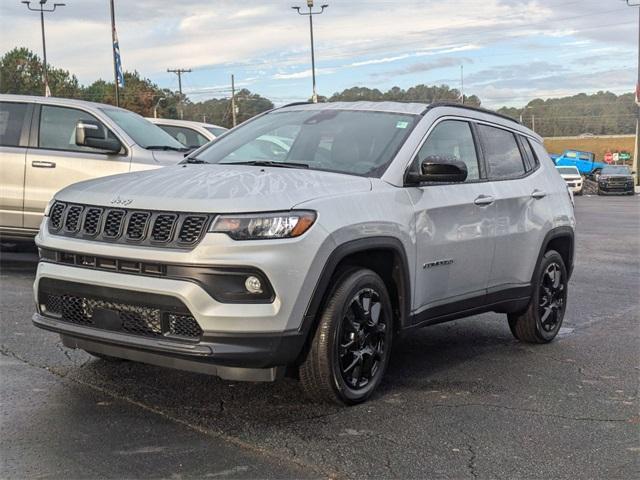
[
  {"left": 226, "top": 160, "right": 309, "bottom": 169},
  {"left": 146, "top": 145, "right": 190, "bottom": 152},
  {"left": 183, "top": 157, "right": 209, "bottom": 164}
]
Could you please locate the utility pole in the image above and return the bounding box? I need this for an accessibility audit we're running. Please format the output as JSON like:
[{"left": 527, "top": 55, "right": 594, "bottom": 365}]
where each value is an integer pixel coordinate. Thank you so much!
[
  {"left": 621, "top": 0, "right": 640, "bottom": 186},
  {"left": 22, "top": 0, "right": 65, "bottom": 97},
  {"left": 231, "top": 74, "right": 237, "bottom": 127},
  {"left": 292, "top": 1, "right": 328, "bottom": 103},
  {"left": 167, "top": 68, "right": 191, "bottom": 119},
  {"left": 460, "top": 65, "right": 464, "bottom": 104}
]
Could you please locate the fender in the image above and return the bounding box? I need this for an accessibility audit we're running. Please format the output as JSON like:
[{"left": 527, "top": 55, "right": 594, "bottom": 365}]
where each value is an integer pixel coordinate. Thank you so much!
[
  {"left": 533, "top": 226, "right": 575, "bottom": 281},
  {"left": 299, "top": 236, "right": 412, "bottom": 337}
]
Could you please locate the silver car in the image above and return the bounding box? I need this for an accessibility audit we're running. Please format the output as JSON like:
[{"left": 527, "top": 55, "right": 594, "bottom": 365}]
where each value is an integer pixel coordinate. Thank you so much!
[
  {"left": 32, "top": 101, "right": 575, "bottom": 405},
  {"left": 0, "top": 94, "right": 188, "bottom": 240},
  {"left": 147, "top": 118, "right": 227, "bottom": 149}
]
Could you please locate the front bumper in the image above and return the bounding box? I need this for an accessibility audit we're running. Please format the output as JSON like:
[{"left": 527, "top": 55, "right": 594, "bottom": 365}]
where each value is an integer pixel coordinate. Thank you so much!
[
  {"left": 598, "top": 183, "right": 634, "bottom": 194},
  {"left": 32, "top": 220, "right": 337, "bottom": 379},
  {"left": 33, "top": 312, "right": 304, "bottom": 381}
]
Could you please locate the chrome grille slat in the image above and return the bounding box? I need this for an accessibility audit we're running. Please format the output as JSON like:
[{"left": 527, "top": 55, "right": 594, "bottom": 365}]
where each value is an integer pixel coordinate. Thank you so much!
[{"left": 47, "top": 203, "right": 210, "bottom": 249}]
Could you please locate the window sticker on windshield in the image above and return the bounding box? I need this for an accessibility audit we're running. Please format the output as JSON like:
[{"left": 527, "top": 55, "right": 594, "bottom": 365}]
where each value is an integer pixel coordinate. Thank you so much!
[{"left": 396, "top": 121, "right": 409, "bottom": 129}]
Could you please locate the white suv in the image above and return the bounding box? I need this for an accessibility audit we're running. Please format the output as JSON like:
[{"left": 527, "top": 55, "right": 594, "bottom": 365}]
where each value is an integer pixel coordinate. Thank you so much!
[
  {"left": 32, "top": 102, "right": 575, "bottom": 405},
  {"left": 0, "top": 95, "right": 188, "bottom": 240}
]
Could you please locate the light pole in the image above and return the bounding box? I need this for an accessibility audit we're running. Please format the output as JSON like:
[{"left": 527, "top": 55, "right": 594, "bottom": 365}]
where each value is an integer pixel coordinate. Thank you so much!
[
  {"left": 621, "top": 0, "right": 639, "bottom": 186},
  {"left": 292, "top": 1, "right": 328, "bottom": 103},
  {"left": 22, "top": 0, "right": 65, "bottom": 97}
]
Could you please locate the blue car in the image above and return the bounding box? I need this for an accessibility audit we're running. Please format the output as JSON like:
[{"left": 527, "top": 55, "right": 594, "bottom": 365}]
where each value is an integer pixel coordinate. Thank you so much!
[{"left": 553, "top": 150, "right": 606, "bottom": 178}]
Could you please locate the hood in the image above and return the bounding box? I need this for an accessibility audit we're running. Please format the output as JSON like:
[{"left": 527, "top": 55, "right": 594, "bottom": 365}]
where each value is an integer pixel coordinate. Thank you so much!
[
  {"left": 560, "top": 174, "right": 581, "bottom": 180},
  {"left": 150, "top": 150, "right": 186, "bottom": 165},
  {"left": 55, "top": 164, "right": 372, "bottom": 213},
  {"left": 600, "top": 173, "right": 632, "bottom": 179}
]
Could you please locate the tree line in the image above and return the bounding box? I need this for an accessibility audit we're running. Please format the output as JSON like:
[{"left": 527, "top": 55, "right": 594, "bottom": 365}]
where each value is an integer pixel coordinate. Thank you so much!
[{"left": 0, "top": 47, "right": 634, "bottom": 136}]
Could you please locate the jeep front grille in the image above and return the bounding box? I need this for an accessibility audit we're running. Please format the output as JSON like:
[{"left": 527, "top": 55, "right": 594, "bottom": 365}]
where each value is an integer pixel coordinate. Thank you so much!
[
  {"left": 151, "top": 214, "right": 177, "bottom": 242},
  {"left": 47, "top": 202, "right": 212, "bottom": 249},
  {"left": 43, "top": 293, "right": 203, "bottom": 340},
  {"left": 50, "top": 202, "right": 66, "bottom": 230},
  {"left": 64, "top": 205, "right": 83, "bottom": 232},
  {"left": 126, "top": 212, "right": 150, "bottom": 241},
  {"left": 83, "top": 208, "right": 103, "bottom": 235}
]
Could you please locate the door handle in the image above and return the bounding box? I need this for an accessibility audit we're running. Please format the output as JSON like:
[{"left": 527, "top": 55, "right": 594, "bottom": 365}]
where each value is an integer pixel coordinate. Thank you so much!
[
  {"left": 474, "top": 194, "right": 495, "bottom": 206},
  {"left": 531, "top": 190, "right": 547, "bottom": 199},
  {"left": 32, "top": 160, "right": 56, "bottom": 168}
]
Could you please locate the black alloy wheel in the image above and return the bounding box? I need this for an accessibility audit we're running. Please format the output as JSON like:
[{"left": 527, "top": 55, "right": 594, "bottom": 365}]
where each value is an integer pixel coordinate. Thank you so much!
[{"left": 337, "top": 288, "right": 388, "bottom": 390}]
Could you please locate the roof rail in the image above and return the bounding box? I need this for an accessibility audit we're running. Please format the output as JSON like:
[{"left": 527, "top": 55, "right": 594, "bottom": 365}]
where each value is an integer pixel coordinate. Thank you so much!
[
  {"left": 278, "top": 101, "right": 313, "bottom": 109},
  {"left": 423, "top": 102, "right": 521, "bottom": 125}
]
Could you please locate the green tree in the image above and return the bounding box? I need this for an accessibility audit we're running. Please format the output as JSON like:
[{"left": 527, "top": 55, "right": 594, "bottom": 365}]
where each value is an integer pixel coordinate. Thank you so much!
[{"left": 0, "top": 47, "right": 80, "bottom": 97}]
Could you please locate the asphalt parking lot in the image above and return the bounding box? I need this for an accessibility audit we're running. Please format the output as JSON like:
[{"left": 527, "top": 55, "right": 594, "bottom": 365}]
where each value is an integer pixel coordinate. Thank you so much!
[{"left": 1, "top": 196, "right": 639, "bottom": 479}]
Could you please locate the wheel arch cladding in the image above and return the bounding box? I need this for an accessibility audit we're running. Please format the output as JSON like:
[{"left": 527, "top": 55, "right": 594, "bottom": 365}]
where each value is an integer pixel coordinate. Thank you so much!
[
  {"left": 538, "top": 227, "right": 575, "bottom": 281},
  {"left": 296, "top": 237, "right": 411, "bottom": 363}
]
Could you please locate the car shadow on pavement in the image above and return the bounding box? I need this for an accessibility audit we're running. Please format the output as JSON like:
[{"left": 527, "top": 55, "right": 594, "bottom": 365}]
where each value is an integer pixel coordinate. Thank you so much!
[{"left": 70, "top": 314, "right": 517, "bottom": 426}]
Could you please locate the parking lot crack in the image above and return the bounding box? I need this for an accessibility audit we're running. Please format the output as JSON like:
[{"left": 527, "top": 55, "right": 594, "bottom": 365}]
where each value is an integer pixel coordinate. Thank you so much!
[{"left": 433, "top": 403, "right": 628, "bottom": 423}]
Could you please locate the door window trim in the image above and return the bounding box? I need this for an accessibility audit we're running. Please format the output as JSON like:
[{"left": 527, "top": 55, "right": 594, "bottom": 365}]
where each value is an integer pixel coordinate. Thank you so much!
[{"left": 29, "top": 103, "right": 129, "bottom": 157}]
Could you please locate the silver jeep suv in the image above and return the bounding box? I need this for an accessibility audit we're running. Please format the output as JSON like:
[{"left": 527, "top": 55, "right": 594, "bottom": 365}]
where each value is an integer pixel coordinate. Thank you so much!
[{"left": 33, "top": 102, "right": 575, "bottom": 405}]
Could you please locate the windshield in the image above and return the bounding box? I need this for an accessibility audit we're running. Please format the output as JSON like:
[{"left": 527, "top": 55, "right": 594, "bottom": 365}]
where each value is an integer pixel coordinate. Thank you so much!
[
  {"left": 191, "top": 109, "right": 418, "bottom": 177},
  {"left": 602, "top": 165, "right": 631, "bottom": 175},
  {"left": 205, "top": 126, "right": 227, "bottom": 137},
  {"left": 101, "top": 108, "right": 186, "bottom": 149},
  {"left": 557, "top": 167, "right": 579, "bottom": 175}
]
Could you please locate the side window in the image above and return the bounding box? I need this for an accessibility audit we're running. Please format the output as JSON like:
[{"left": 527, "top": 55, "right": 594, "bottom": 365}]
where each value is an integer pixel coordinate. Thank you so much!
[
  {"left": 415, "top": 120, "right": 480, "bottom": 181},
  {"left": 158, "top": 125, "right": 208, "bottom": 148},
  {"left": 0, "top": 102, "right": 28, "bottom": 147},
  {"left": 39, "top": 105, "right": 113, "bottom": 152},
  {"left": 477, "top": 124, "right": 526, "bottom": 179},
  {"left": 519, "top": 136, "right": 539, "bottom": 172}
]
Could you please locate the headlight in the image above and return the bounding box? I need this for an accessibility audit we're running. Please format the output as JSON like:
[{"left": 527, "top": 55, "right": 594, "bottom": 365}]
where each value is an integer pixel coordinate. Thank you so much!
[{"left": 210, "top": 211, "right": 316, "bottom": 240}]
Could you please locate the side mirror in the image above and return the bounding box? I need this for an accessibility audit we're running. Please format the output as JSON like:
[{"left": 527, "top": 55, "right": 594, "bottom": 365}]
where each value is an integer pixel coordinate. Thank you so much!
[
  {"left": 75, "top": 120, "right": 121, "bottom": 153},
  {"left": 406, "top": 155, "right": 468, "bottom": 184}
]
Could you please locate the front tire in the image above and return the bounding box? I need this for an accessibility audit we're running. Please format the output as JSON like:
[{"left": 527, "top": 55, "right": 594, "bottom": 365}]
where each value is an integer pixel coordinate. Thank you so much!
[
  {"left": 299, "top": 269, "right": 393, "bottom": 405},
  {"left": 508, "top": 250, "right": 568, "bottom": 343}
]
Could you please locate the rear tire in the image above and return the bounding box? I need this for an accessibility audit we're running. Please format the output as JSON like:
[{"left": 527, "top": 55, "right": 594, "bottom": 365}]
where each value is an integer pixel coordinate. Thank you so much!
[
  {"left": 508, "top": 250, "right": 568, "bottom": 344},
  {"left": 299, "top": 268, "right": 393, "bottom": 405}
]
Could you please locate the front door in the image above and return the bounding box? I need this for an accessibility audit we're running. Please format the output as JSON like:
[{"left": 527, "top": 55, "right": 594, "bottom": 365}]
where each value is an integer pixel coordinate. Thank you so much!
[
  {"left": 408, "top": 119, "right": 496, "bottom": 319},
  {"left": 23, "top": 104, "right": 130, "bottom": 229}
]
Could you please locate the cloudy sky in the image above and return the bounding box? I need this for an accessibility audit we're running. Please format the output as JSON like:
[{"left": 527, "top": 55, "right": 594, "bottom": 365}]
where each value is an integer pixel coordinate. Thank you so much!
[{"left": 0, "top": 0, "right": 636, "bottom": 107}]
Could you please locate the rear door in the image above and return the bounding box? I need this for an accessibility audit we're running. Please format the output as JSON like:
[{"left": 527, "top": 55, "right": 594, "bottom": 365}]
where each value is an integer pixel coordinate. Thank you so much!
[
  {"left": 0, "top": 101, "right": 33, "bottom": 229},
  {"left": 23, "top": 104, "right": 130, "bottom": 229},
  {"left": 410, "top": 119, "right": 497, "bottom": 318},
  {"left": 478, "top": 124, "right": 550, "bottom": 297}
]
